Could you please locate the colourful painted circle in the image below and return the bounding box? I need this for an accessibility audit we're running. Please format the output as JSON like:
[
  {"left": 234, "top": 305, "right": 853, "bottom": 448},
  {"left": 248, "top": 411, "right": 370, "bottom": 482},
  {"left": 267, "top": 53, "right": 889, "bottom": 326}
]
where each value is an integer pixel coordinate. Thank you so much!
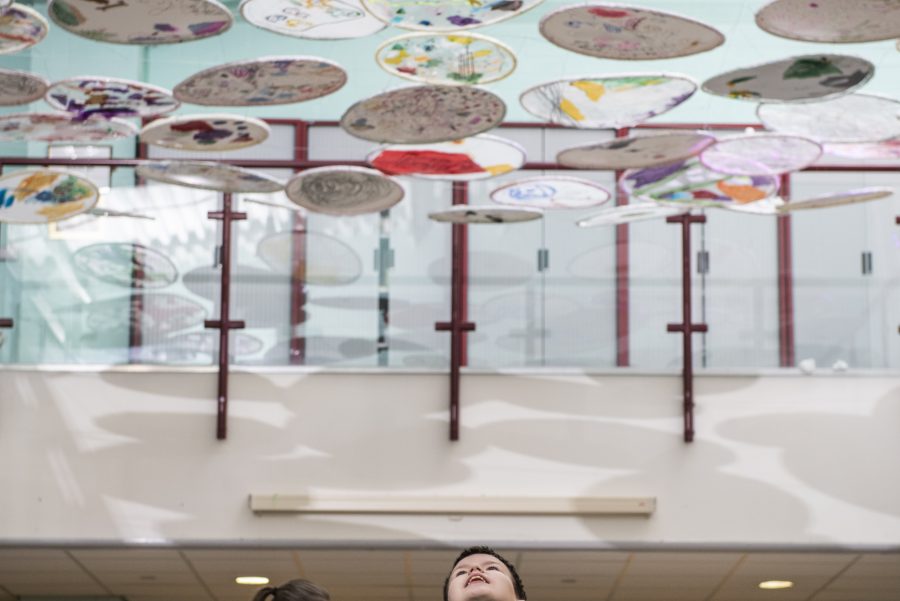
[
  {"left": 48, "top": 0, "right": 232, "bottom": 44},
  {"left": 45, "top": 76, "right": 179, "bottom": 119},
  {"left": 257, "top": 231, "right": 363, "bottom": 285},
  {"left": 367, "top": 134, "right": 525, "bottom": 181},
  {"left": 140, "top": 114, "right": 271, "bottom": 151},
  {"left": 285, "top": 166, "right": 405, "bottom": 216},
  {"left": 0, "top": 68, "right": 48, "bottom": 105},
  {"left": 239, "top": 0, "right": 385, "bottom": 40},
  {"left": 174, "top": 56, "right": 348, "bottom": 106},
  {"left": 136, "top": 161, "right": 284, "bottom": 193},
  {"left": 520, "top": 74, "right": 697, "bottom": 129},
  {"left": 757, "top": 93, "right": 900, "bottom": 143},
  {"left": 73, "top": 243, "right": 178, "bottom": 289},
  {"left": 540, "top": 4, "right": 724, "bottom": 60},
  {"left": 363, "top": 0, "right": 545, "bottom": 32},
  {"left": 756, "top": 0, "right": 900, "bottom": 43},
  {"left": 700, "top": 134, "right": 822, "bottom": 176},
  {"left": 576, "top": 203, "right": 688, "bottom": 227},
  {"left": 0, "top": 113, "right": 137, "bottom": 143},
  {"left": 0, "top": 4, "right": 48, "bottom": 54},
  {"left": 490, "top": 176, "right": 611, "bottom": 209},
  {"left": 0, "top": 169, "right": 99, "bottom": 224},
  {"left": 375, "top": 32, "right": 516, "bottom": 86},
  {"left": 718, "top": 196, "right": 786, "bottom": 216},
  {"left": 428, "top": 205, "right": 543, "bottom": 224},
  {"left": 558, "top": 132, "right": 715, "bottom": 170}
]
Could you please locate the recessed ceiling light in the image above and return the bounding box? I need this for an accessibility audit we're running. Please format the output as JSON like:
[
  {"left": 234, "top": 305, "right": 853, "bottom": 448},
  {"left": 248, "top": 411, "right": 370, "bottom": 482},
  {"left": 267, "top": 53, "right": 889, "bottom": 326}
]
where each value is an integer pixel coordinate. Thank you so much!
[
  {"left": 236, "top": 576, "right": 270, "bottom": 585},
  {"left": 759, "top": 580, "right": 794, "bottom": 590}
]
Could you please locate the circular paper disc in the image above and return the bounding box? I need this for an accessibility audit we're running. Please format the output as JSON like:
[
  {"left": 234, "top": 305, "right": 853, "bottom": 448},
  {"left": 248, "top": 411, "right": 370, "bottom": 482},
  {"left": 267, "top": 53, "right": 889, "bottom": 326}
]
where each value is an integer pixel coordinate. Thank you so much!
[
  {"left": 367, "top": 134, "right": 525, "bottom": 181},
  {"left": 0, "top": 113, "right": 137, "bottom": 142},
  {"left": 240, "top": 0, "right": 385, "bottom": 39},
  {"left": 340, "top": 85, "right": 506, "bottom": 144},
  {"left": 0, "top": 68, "right": 48, "bottom": 105},
  {"left": 73, "top": 243, "right": 178, "bottom": 288},
  {"left": 140, "top": 114, "right": 271, "bottom": 151},
  {"left": 621, "top": 159, "right": 779, "bottom": 208},
  {"left": 520, "top": 74, "right": 697, "bottom": 129},
  {"left": 781, "top": 187, "right": 893, "bottom": 212},
  {"left": 823, "top": 138, "right": 900, "bottom": 160},
  {"left": 48, "top": 0, "right": 232, "bottom": 44},
  {"left": 428, "top": 205, "right": 543, "bottom": 224},
  {"left": 702, "top": 54, "right": 874, "bottom": 103},
  {"left": 558, "top": 132, "right": 714, "bottom": 170},
  {"left": 0, "top": 169, "right": 99, "bottom": 224},
  {"left": 285, "top": 166, "right": 405, "bottom": 216},
  {"left": 174, "top": 56, "right": 348, "bottom": 106},
  {"left": 577, "top": 203, "right": 688, "bottom": 227},
  {"left": 375, "top": 33, "right": 516, "bottom": 86},
  {"left": 490, "top": 176, "right": 611, "bottom": 210},
  {"left": 363, "top": 0, "right": 545, "bottom": 31},
  {"left": 756, "top": 0, "right": 900, "bottom": 43},
  {"left": 718, "top": 196, "right": 786, "bottom": 216},
  {"left": 540, "top": 4, "right": 724, "bottom": 60},
  {"left": 257, "top": 231, "right": 363, "bottom": 285},
  {"left": 757, "top": 93, "right": 900, "bottom": 143},
  {"left": 45, "top": 76, "right": 179, "bottom": 119},
  {"left": 137, "top": 161, "right": 284, "bottom": 193},
  {"left": 700, "top": 134, "right": 822, "bottom": 175},
  {"left": 0, "top": 4, "right": 47, "bottom": 54}
]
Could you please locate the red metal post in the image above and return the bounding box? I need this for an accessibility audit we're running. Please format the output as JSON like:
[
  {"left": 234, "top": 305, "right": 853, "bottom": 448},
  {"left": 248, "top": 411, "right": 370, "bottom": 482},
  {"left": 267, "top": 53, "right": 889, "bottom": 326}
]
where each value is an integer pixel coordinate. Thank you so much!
[
  {"left": 666, "top": 213, "right": 708, "bottom": 443},
  {"left": 205, "top": 193, "right": 247, "bottom": 440},
  {"left": 777, "top": 174, "right": 795, "bottom": 367},
  {"left": 289, "top": 121, "right": 309, "bottom": 365},
  {"left": 127, "top": 244, "right": 146, "bottom": 363},
  {"left": 614, "top": 127, "right": 630, "bottom": 367}
]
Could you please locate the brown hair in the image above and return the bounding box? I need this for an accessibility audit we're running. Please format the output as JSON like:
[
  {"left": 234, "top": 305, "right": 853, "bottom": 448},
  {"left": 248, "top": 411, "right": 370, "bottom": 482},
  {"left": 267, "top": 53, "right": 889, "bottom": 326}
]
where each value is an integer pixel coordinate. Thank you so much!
[
  {"left": 443, "top": 546, "right": 526, "bottom": 601},
  {"left": 252, "top": 579, "right": 330, "bottom": 601}
]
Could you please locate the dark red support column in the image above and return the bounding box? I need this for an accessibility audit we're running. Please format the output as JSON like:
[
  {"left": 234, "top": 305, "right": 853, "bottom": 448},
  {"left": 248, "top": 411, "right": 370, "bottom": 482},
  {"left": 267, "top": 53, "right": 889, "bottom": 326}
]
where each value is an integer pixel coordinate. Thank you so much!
[
  {"left": 205, "top": 193, "right": 247, "bottom": 440},
  {"left": 666, "top": 213, "right": 708, "bottom": 443},
  {"left": 614, "top": 127, "right": 630, "bottom": 367},
  {"left": 435, "top": 182, "right": 475, "bottom": 441},
  {"left": 289, "top": 121, "right": 309, "bottom": 365},
  {"left": 777, "top": 174, "right": 795, "bottom": 367},
  {"left": 127, "top": 244, "right": 146, "bottom": 363}
]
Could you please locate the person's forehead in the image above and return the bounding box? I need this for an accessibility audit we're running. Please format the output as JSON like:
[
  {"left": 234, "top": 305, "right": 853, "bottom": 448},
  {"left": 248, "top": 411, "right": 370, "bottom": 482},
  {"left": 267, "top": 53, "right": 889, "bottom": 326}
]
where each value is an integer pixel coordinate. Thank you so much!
[{"left": 453, "top": 553, "right": 509, "bottom": 571}]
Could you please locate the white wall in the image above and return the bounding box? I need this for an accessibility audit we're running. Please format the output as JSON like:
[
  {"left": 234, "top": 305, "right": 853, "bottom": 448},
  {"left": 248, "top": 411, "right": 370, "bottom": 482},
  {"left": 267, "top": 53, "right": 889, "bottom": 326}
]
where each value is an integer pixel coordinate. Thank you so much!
[{"left": 1, "top": 369, "right": 899, "bottom": 549}]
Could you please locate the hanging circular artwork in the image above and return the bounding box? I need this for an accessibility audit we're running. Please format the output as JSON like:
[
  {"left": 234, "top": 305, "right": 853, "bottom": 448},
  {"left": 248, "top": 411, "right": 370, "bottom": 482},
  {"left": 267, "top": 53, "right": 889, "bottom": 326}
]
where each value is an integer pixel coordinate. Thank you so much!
[
  {"left": 0, "top": 113, "right": 137, "bottom": 142},
  {"left": 702, "top": 54, "right": 874, "bottom": 103},
  {"left": 780, "top": 187, "right": 893, "bottom": 212},
  {"left": 490, "top": 176, "right": 611, "bottom": 210},
  {"left": 757, "top": 94, "right": 900, "bottom": 143},
  {"left": 285, "top": 166, "right": 405, "bottom": 216},
  {"left": 0, "top": 169, "right": 99, "bottom": 224},
  {"left": 48, "top": 0, "right": 232, "bottom": 45},
  {"left": 823, "top": 138, "right": 900, "bottom": 160},
  {"left": 136, "top": 161, "right": 285, "bottom": 193},
  {"left": 362, "top": 0, "right": 545, "bottom": 31},
  {"left": 375, "top": 32, "right": 516, "bottom": 86},
  {"left": 239, "top": 0, "right": 385, "bottom": 40},
  {"left": 700, "top": 134, "right": 822, "bottom": 176},
  {"left": 140, "top": 114, "right": 271, "bottom": 151},
  {"left": 0, "top": 4, "right": 48, "bottom": 54},
  {"left": 718, "top": 196, "right": 786, "bottom": 216},
  {"left": 0, "top": 0, "right": 12, "bottom": 10},
  {"left": 428, "top": 205, "right": 543, "bottom": 224},
  {"left": 520, "top": 74, "right": 697, "bottom": 129},
  {"left": 45, "top": 76, "right": 179, "bottom": 119},
  {"left": 340, "top": 85, "right": 506, "bottom": 144},
  {"left": 367, "top": 134, "right": 525, "bottom": 181},
  {"left": 620, "top": 158, "right": 779, "bottom": 208},
  {"left": 540, "top": 4, "right": 724, "bottom": 60},
  {"left": 557, "top": 132, "right": 714, "bottom": 170},
  {"left": 576, "top": 203, "right": 688, "bottom": 227},
  {"left": 755, "top": 0, "right": 900, "bottom": 43},
  {"left": 173, "top": 56, "right": 348, "bottom": 106},
  {"left": 257, "top": 231, "right": 363, "bottom": 285},
  {"left": 73, "top": 242, "right": 178, "bottom": 289},
  {"left": 0, "top": 68, "right": 48, "bottom": 105}
]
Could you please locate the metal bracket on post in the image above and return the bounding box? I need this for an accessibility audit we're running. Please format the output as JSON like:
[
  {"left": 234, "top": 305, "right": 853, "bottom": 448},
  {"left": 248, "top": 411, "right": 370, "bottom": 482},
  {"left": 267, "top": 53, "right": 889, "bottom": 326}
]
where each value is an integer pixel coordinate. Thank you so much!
[
  {"left": 205, "top": 193, "right": 247, "bottom": 441},
  {"left": 666, "top": 213, "right": 708, "bottom": 443}
]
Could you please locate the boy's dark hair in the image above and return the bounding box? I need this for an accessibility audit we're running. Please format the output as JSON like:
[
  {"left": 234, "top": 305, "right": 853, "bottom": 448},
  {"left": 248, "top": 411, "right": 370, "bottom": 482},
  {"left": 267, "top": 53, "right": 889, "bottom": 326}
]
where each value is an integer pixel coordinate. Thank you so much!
[
  {"left": 442, "top": 546, "right": 527, "bottom": 601},
  {"left": 251, "top": 579, "right": 330, "bottom": 601}
]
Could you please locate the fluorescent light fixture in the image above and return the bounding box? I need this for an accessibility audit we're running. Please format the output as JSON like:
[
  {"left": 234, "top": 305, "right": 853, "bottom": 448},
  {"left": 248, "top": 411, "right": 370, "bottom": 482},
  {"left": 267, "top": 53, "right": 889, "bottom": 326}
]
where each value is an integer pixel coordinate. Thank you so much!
[
  {"left": 249, "top": 494, "right": 655, "bottom": 516},
  {"left": 236, "top": 576, "right": 270, "bottom": 585},
  {"left": 758, "top": 580, "right": 794, "bottom": 590}
]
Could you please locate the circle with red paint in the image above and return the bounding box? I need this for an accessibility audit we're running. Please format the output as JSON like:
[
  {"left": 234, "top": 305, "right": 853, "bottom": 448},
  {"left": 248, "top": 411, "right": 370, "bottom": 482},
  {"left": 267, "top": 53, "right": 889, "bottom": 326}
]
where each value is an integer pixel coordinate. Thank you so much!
[{"left": 367, "top": 134, "right": 525, "bottom": 181}]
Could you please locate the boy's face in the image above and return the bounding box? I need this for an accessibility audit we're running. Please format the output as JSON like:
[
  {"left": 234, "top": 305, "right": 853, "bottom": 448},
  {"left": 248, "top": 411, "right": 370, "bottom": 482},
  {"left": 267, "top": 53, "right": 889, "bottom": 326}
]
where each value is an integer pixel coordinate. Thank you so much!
[{"left": 446, "top": 553, "right": 519, "bottom": 601}]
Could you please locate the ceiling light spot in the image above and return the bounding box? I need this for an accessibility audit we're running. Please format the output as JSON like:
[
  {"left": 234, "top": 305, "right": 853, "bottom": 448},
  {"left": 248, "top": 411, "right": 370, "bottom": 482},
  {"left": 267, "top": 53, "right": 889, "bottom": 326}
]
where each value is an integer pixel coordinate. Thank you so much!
[
  {"left": 758, "top": 580, "right": 794, "bottom": 590},
  {"left": 236, "top": 576, "right": 270, "bottom": 585}
]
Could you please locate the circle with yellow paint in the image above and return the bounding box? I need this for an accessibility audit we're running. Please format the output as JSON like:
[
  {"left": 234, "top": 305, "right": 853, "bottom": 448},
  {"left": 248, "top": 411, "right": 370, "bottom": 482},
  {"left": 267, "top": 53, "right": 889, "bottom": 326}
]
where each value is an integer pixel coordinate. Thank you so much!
[
  {"left": 367, "top": 134, "right": 525, "bottom": 181},
  {"left": 520, "top": 74, "right": 697, "bottom": 129},
  {"left": 0, "top": 169, "right": 99, "bottom": 224},
  {"left": 375, "top": 32, "right": 516, "bottom": 86}
]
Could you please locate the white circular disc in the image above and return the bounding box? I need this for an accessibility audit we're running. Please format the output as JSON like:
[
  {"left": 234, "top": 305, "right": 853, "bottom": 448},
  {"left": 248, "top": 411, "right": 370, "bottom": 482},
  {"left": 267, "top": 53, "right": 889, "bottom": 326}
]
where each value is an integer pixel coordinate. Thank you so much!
[
  {"left": 490, "top": 176, "right": 611, "bottom": 210},
  {"left": 140, "top": 114, "right": 271, "bottom": 152},
  {"left": 756, "top": 0, "right": 900, "bottom": 43},
  {"left": 0, "top": 4, "right": 48, "bottom": 54},
  {"left": 45, "top": 76, "right": 179, "bottom": 119},
  {"left": 781, "top": 187, "right": 893, "bottom": 212},
  {"left": 48, "top": 0, "right": 232, "bottom": 44},
  {"left": 0, "top": 68, "right": 48, "bottom": 105},
  {"left": 428, "top": 205, "right": 543, "bottom": 224},
  {"left": 558, "top": 132, "right": 715, "bottom": 170},
  {"left": 285, "top": 166, "right": 405, "bottom": 216},
  {"left": 520, "top": 74, "right": 697, "bottom": 129},
  {"left": 700, "top": 134, "right": 822, "bottom": 175},
  {"left": 0, "top": 113, "right": 137, "bottom": 142},
  {"left": 239, "top": 0, "right": 385, "bottom": 40},
  {"left": 577, "top": 203, "right": 688, "bottom": 227},
  {"left": 367, "top": 134, "right": 525, "bottom": 181},
  {"left": 258, "top": 231, "right": 363, "bottom": 285},
  {"left": 757, "top": 93, "right": 900, "bottom": 143},
  {"left": 823, "top": 138, "right": 900, "bottom": 160},
  {"left": 173, "top": 56, "right": 347, "bottom": 106},
  {"left": 137, "top": 161, "right": 285, "bottom": 193},
  {"left": 0, "top": 169, "right": 99, "bottom": 224},
  {"left": 363, "top": 0, "right": 545, "bottom": 31}
]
